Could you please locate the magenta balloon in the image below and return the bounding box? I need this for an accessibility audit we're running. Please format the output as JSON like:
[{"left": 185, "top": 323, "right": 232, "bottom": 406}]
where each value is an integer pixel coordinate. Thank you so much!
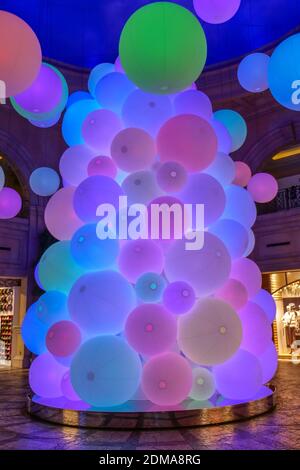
[
  {"left": 215, "top": 278, "right": 248, "bottom": 311},
  {"left": 193, "top": 0, "right": 241, "bottom": 25},
  {"left": 174, "top": 90, "right": 212, "bottom": 120},
  {"left": 238, "top": 301, "right": 272, "bottom": 355},
  {"left": 257, "top": 342, "right": 278, "bottom": 383},
  {"left": 73, "top": 175, "right": 124, "bottom": 223},
  {"left": 211, "top": 119, "right": 232, "bottom": 154},
  {"left": 247, "top": 173, "right": 278, "bottom": 203},
  {"left": 118, "top": 239, "right": 164, "bottom": 283},
  {"left": 45, "top": 187, "right": 83, "bottom": 240},
  {"left": 59, "top": 145, "right": 97, "bottom": 187},
  {"left": 61, "top": 370, "right": 81, "bottom": 401},
  {"left": 231, "top": 258, "right": 262, "bottom": 298},
  {"left": 164, "top": 232, "right": 231, "bottom": 297},
  {"left": 179, "top": 173, "right": 225, "bottom": 227},
  {"left": 156, "top": 161, "right": 187, "bottom": 193},
  {"left": 125, "top": 304, "right": 177, "bottom": 356},
  {"left": 46, "top": 320, "right": 81, "bottom": 357},
  {"left": 142, "top": 352, "right": 193, "bottom": 406},
  {"left": 163, "top": 281, "right": 196, "bottom": 315},
  {"left": 122, "top": 170, "right": 162, "bottom": 205},
  {"left": 157, "top": 114, "right": 217, "bottom": 173},
  {"left": 213, "top": 349, "right": 263, "bottom": 400},
  {"left": 29, "top": 353, "right": 67, "bottom": 398},
  {"left": 111, "top": 128, "right": 156, "bottom": 172},
  {"left": 87, "top": 156, "right": 117, "bottom": 178},
  {"left": 251, "top": 289, "right": 276, "bottom": 323},
  {"left": 82, "top": 109, "right": 122, "bottom": 153},
  {"left": 233, "top": 161, "right": 252, "bottom": 187},
  {"left": 0, "top": 188, "right": 22, "bottom": 219}
]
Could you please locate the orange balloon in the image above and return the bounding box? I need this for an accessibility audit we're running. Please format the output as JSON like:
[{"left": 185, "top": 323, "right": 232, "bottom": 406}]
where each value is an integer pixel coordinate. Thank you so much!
[{"left": 0, "top": 11, "right": 42, "bottom": 97}]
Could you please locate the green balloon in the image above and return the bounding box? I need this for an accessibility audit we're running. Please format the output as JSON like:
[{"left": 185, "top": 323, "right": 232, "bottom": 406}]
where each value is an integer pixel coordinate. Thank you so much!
[{"left": 119, "top": 2, "right": 207, "bottom": 94}]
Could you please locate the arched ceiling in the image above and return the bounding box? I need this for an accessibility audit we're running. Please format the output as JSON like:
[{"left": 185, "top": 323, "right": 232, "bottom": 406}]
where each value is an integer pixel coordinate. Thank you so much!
[{"left": 1, "top": 0, "right": 300, "bottom": 68}]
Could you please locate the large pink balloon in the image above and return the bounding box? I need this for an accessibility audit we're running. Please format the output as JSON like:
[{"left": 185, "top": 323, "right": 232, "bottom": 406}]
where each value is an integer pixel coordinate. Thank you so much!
[
  {"left": 82, "top": 109, "right": 122, "bottom": 153},
  {"left": 233, "top": 161, "right": 252, "bottom": 187},
  {"left": 46, "top": 320, "right": 81, "bottom": 357},
  {"left": 247, "top": 173, "right": 278, "bottom": 203},
  {"left": 231, "top": 258, "right": 262, "bottom": 298},
  {"left": 238, "top": 302, "right": 272, "bottom": 355},
  {"left": 0, "top": 188, "right": 22, "bottom": 219},
  {"left": 142, "top": 352, "right": 193, "bottom": 406},
  {"left": 59, "top": 145, "right": 97, "bottom": 187},
  {"left": 111, "top": 128, "right": 156, "bottom": 172},
  {"left": 193, "top": 0, "right": 241, "bottom": 25},
  {"left": 215, "top": 278, "right": 248, "bottom": 311},
  {"left": 118, "top": 239, "right": 164, "bottom": 283},
  {"left": 157, "top": 114, "right": 217, "bottom": 173},
  {"left": 45, "top": 187, "right": 83, "bottom": 240}
]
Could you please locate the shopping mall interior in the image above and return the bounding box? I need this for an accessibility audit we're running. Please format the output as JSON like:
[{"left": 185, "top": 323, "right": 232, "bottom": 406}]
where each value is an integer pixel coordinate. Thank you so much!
[{"left": 0, "top": 0, "right": 299, "bottom": 454}]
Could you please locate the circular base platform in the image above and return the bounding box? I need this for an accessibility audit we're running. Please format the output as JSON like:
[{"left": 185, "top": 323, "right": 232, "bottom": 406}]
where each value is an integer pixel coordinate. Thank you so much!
[{"left": 27, "top": 385, "right": 276, "bottom": 429}]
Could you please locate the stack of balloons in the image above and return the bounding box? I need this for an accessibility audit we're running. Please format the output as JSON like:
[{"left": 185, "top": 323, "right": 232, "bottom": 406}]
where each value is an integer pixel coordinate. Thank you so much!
[{"left": 20, "top": 2, "right": 279, "bottom": 410}]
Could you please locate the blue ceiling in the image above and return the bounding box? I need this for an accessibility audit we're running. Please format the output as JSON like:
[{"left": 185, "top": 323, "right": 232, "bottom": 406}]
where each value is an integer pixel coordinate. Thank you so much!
[{"left": 1, "top": 0, "right": 300, "bottom": 69}]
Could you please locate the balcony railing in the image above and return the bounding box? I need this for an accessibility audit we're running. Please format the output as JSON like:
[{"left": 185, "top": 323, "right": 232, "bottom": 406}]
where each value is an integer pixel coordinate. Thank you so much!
[{"left": 258, "top": 186, "right": 300, "bottom": 215}]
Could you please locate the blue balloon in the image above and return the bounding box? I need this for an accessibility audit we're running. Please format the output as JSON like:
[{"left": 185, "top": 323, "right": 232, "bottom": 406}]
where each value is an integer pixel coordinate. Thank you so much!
[
  {"left": 135, "top": 272, "right": 166, "bottom": 302},
  {"left": 62, "top": 99, "right": 99, "bottom": 146},
  {"left": 67, "top": 91, "right": 92, "bottom": 108},
  {"left": 209, "top": 219, "right": 249, "bottom": 259},
  {"left": 21, "top": 303, "right": 48, "bottom": 355},
  {"left": 214, "top": 109, "right": 247, "bottom": 152},
  {"left": 95, "top": 72, "right": 135, "bottom": 113},
  {"left": 30, "top": 167, "right": 60, "bottom": 197},
  {"left": 269, "top": 33, "right": 300, "bottom": 111},
  {"left": 222, "top": 185, "right": 257, "bottom": 229},
  {"left": 88, "top": 63, "right": 115, "bottom": 97},
  {"left": 71, "top": 335, "right": 142, "bottom": 407},
  {"left": 71, "top": 224, "right": 119, "bottom": 270},
  {"left": 238, "top": 53, "right": 270, "bottom": 93},
  {"left": 204, "top": 152, "right": 235, "bottom": 186},
  {"left": 34, "top": 291, "right": 69, "bottom": 327}
]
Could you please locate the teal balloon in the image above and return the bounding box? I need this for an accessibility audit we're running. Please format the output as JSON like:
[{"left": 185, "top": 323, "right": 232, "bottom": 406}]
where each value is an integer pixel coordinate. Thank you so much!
[
  {"left": 30, "top": 167, "right": 60, "bottom": 196},
  {"left": 62, "top": 99, "right": 99, "bottom": 146},
  {"left": 135, "top": 272, "right": 166, "bottom": 302},
  {"left": 88, "top": 63, "right": 115, "bottom": 97},
  {"left": 269, "top": 33, "right": 300, "bottom": 111},
  {"left": 214, "top": 109, "right": 247, "bottom": 152}
]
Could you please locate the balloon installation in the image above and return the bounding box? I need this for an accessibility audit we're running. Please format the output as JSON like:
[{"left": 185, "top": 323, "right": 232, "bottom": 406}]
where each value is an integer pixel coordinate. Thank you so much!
[{"left": 16, "top": 3, "right": 279, "bottom": 412}]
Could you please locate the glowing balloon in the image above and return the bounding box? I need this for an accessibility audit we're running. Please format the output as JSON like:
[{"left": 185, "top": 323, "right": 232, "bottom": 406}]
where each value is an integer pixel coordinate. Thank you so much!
[
  {"left": 11, "top": 63, "right": 68, "bottom": 121},
  {"left": 211, "top": 119, "right": 232, "bottom": 154},
  {"left": 82, "top": 109, "right": 122, "bottom": 153},
  {"left": 67, "top": 91, "right": 92, "bottom": 108},
  {"left": 142, "top": 352, "right": 193, "bottom": 406},
  {"left": 239, "top": 302, "right": 272, "bottom": 355},
  {"left": 156, "top": 161, "right": 187, "bottom": 193},
  {"left": 233, "top": 161, "right": 252, "bottom": 187},
  {"left": 115, "top": 56, "right": 125, "bottom": 73},
  {"left": 88, "top": 63, "right": 114, "bottom": 96},
  {"left": 209, "top": 219, "right": 249, "bottom": 259},
  {"left": 59, "top": 145, "right": 96, "bottom": 187},
  {"left": 247, "top": 173, "right": 278, "bottom": 203},
  {"left": 238, "top": 53, "right": 270, "bottom": 93},
  {"left": 68, "top": 270, "right": 135, "bottom": 335},
  {"left": 29, "top": 353, "right": 66, "bottom": 398},
  {"left": 21, "top": 303, "right": 48, "bottom": 355},
  {"left": 174, "top": 90, "right": 212, "bottom": 120},
  {"left": 268, "top": 33, "right": 300, "bottom": 111},
  {"left": 122, "top": 170, "right": 162, "bottom": 205},
  {"left": 122, "top": 90, "right": 173, "bottom": 136},
  {"left": 214, "top": 110, "right": 247, "bottom": 152},
  {"left": 118, "top": 239, "right": 164, "bottom": 283},
  {"left": 38, "top": 241, "right": 85, "bottom": 294},
  {"left": 61, "top": 371, "right": 81, "bottom": 402},
  {"left": 29, "top": 112, "right": 61, "bottom": 128},
  {"left": 62, "top": 99, "right": 99, "bottom": 147},
  {"left": 71, "top": 335, "right": 142, "bottom": 407},
  {"left": 193, "top": 0, "right": 241, "bottom": 24},
  {"left": 189, "top": 367, "right": 216, "bottom": 401},
  {"left": 178, "top": 298, "right": 242, "bottom": 365},
  {"left": 111, "top": 128, "right": 156, "bottom": 172},
  {"left": 251, "top": 289, "right": 276, "bottom": 323},
  {"left": 204, "top": 152, "right": 235, "bottom": 186},
  {"left": 120, "top": 2, "right": 207, "bottom": 94},
  {"left": 213, "top": 349, "right": 263, "bottom": 400},
  {"left": 35, "top": 291, "right": 69, "bottom": 326},
  {"left": 258, "top": 342, "right": 278, "bottom": 383},
  {"left": 164, "top": 232, "right": 231, "bottom": 297},
  {"left": 46, "top": 320, "right": 81, "bottom": 357},
  {"left": 0, "top": 188, "right": 22, "bottom": 219},
  {"left": 244, "top": 229, "right": 255, "bottom": 257},
  {"left": 71, "top": 223, "right": 119, "bottom": 270},
  {"left": 135, "top": 272, "right": 166, "bottom": 302},
  {"left": 45, "top": 187, "right": 83, "bottom": 241},
  {"left": 215, "top": 279, "right": 248, "bottom": 311},
  {"left": 73, "top": 175, "right": 124, "bottom": 223},
  {"left": 222, "top": 185, "right": 257, "bottom": 229},
  {"left": 157, "top": 114, "right": 217, "bottom": 172},
  {"left": 95, "top": 72, "right": 135, "bottom": 113},
  {"left": 0, "top": 167, "right": 5, "bottom": 191},
  {"left": 87, "top": 156, "right": 117, "bottom": 179},
  {"left": 179, "top": 173, "right": 225, "bottom": 227},
  {"left": 125, "top": 304, "right": 177, "bottom": 356},
  {"left": 231, "top": 258, "right": 262, "bottom": 298},
  {"left": 163, "top": 281, "right": 195, "bottom": 315},
  {"left": 0, "top": 11, "right": 42, "bottom": 97},
  {"left": 30, "top": 167, "right": 60, "bottom": 197}
]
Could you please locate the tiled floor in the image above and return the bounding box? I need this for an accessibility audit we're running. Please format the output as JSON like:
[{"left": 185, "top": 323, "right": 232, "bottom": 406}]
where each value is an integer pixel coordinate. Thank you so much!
[{"left": 0, "top": 361, "right": 298, "bottom": 450}]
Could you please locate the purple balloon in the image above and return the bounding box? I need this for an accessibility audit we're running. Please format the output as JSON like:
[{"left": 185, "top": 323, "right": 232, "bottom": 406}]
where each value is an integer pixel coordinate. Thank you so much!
[
  {"left": 174, "top": 90, "right": 212, "bottom": 120},
  {"left": 118, "top": 239, "right": 164, "bottom": 283},
  {"left": 251, "top": 289, "right": 276, "bottom": 323},
  {"left": 193, "top": 0, "right": 241, "bottom": 25},
  {"left": 0, "top": 187, "right": 22, "bottom": 219},
  {"left": 238, "top": 301, "right": 272, "bottom": 355},
  {"left": 163, "top": 281, "right": 196, "bottom": 315},
  {"left": 61, "top": 370, "right": 81, "bottom": 401},
  {"left": 29, "top": 353, "right": 67, "bottom": 398},
  {"left": 231, "top": 258, "right": 262, "bottom": 298},
  {"left": 156, "top": 161, "right": 187, "bottom": 193},
  {"left": 82, "top": 109, "right": 122, "bottom": 153},
  {"left": 211, "top": 119, "right": 232, "bottom": 154},
  {"left": 257, "top": 342, "right": 278, "bottom": 383}
]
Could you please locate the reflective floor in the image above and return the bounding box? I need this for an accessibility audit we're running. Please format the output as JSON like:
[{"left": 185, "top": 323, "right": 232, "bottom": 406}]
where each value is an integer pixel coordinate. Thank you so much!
[{"left": 0, "top": 361, "right": 298, "bottom": 450}]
